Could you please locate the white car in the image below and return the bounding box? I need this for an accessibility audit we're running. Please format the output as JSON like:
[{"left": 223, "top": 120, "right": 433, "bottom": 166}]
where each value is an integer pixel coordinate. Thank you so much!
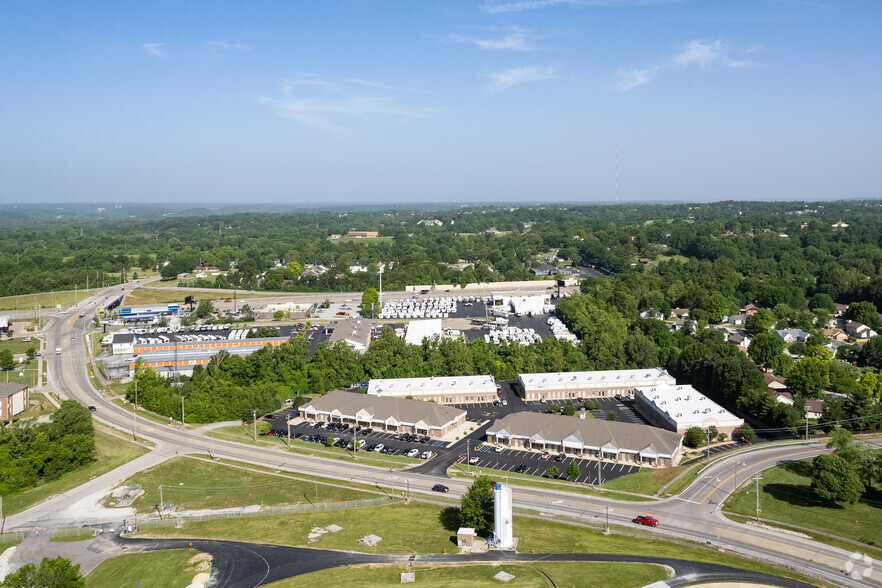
[
  {"left": 374, "top": 444, "right": 385, "bottom": 453},
  {"left": 406, "top": 448, "right": 420, "bottom": 458},
  {"left": 468, "top": 456, "right": 480, "bottom": 465},
  {"left": 495, "top": 445, "right": 505, "bottom": 453},
  {"left": 420, "top": 451, "right": 432, "bottom": 459}
]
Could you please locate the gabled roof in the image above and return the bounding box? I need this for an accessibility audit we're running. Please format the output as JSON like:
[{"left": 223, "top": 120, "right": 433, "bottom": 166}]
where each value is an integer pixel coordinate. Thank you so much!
[
  {"left": 0, "top": 382, "right": 28, "bottom": 398},
  {"left": 300, "top": 389, "right": 465, "bottom": 429},
  {"left": 486, "top": 412, "right": 682, "bottom": 458}
]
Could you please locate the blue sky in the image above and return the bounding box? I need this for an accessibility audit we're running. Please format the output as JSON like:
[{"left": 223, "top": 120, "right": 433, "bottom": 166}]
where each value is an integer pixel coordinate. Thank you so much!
[{"left": 1, "top": 0, "right": 879, "bottom": 205}]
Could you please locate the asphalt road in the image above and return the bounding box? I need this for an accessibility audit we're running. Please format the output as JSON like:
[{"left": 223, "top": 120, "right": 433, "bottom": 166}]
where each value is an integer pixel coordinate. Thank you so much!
[
  {"left": 20, "top": 288, "right": 882, "bottom": 587},
  {"left": 113, "top": 535, "right": 819, "bottom": 588}
]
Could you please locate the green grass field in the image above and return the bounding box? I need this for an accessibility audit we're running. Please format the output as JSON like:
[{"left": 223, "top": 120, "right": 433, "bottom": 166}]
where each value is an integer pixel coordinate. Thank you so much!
[
  {"left": 602, "top": 466, "right": 686, "bottom": 496},
  {"left": 274, "top": 562, "right": 669, "bottom": 587},
  {"left": 0, "top": 290, "right": 101, "bottom": 312},
  {"left": 724, "top": 458, "right": 882, "bottom": 547},
  {"left": 86, "top": 549, "right": 207, "bottom": 588},
  {"left": 2, "top": 428, "right": 149, "bottom": 517},
  {"left": 123, "top": 288, "right": 267, "bottom": 306},
  {"left": 50, "top": 532, "right": 95, "bottom": 542},
  {"left": 136, "top": 501, "right": 815, "bottom": 584},
  {"left": 0, "top": 337, "right": 42, "bottom": 355},
  {"left": 15, "top": 392, "right": 55, "bottom": 420},
  {"left": 108, "top": 456, "right": 378, "bottom": 513},
  {"left": 2, "top": 358, "right": 42, "bottom": 388}
]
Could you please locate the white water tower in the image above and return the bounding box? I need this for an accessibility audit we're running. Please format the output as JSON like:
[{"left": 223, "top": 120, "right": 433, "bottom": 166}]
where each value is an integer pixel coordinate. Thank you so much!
[{"left": 493, "top": 482, "right": 513, "bottom": 549}]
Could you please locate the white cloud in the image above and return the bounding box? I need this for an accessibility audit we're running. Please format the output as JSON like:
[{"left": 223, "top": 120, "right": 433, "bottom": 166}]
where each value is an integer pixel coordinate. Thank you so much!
[
  {"left": 487, "top": 65, "right": 557, "bottom": 93},
  {"left": 260, "top": 75, "right": 432, "bottom": 131},
  {"left": 141, "top": 43, "right": 167, "bottom": 57},
  {"left": 613, "top": 39, "right": 759, "bottom": 91},
  {"left": 449, "top": 27, "right": 535, "bottom": 52},
  {"left": 205, "top": 41, "right": 253, "bottom": 52}
]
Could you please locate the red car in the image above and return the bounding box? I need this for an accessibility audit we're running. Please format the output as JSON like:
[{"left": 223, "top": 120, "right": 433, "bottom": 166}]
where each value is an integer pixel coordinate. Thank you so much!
[{"left": 634, "top": 515, "right": 659, "bottom": 527}]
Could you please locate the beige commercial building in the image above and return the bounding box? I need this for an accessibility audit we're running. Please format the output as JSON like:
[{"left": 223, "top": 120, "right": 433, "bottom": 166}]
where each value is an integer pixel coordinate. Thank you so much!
[
  {"left": 633, "top": 384, "right": 744, "bottom": 435},
  {"left": 486, "top": 412, "right": 682, "bottom": 467},
  {"left": 517, "top": 368, "right": 676, "bottom": 402},
  {"left": 0, "top": 383, "right": 29, "bottom": 421},
  {"left": 366, "top": 375, "right": 496, "bottom": 405},
  {"left": 299, "top": 390, "right": 466, "bottom": 438}
]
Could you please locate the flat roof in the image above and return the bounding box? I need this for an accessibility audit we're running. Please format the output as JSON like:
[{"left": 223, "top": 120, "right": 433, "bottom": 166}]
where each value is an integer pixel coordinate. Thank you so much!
[
  {"left": 367, "top": 375, "right": 495, "bottom": 397},
  {"left": 487, "top": 412, "right": 682, "bottom": 458},
  {"left": 518, "top": 368, "right": 675, "bottom": 391},
  {"left": 301, "top": 389, "right": 466, "bottom": 430},
  {"left": 404, "top": 319, "right": 443, "bottom": 345},
  {"left": 635, "top": 384, "right": 744, "bottom": 429}
]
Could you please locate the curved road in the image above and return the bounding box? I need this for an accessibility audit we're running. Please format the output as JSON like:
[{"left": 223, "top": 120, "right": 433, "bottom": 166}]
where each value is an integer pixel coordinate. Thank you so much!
[{"left": 13, "top": 291, "right": 882, "bottom": 587}]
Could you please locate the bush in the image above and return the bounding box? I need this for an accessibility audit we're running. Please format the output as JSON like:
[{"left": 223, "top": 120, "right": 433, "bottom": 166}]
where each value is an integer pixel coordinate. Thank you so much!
[
  {"left": 683, "top": 426, "right": 705, "bottom": 448},
  {"left": 605, "top": 411, "right": 617, "bottom": 422}
]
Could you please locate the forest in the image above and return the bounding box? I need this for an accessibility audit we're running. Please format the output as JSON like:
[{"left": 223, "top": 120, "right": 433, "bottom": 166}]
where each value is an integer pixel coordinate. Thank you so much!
[{"left": 0, "top": 401, "right": 96, "bottom": 495}]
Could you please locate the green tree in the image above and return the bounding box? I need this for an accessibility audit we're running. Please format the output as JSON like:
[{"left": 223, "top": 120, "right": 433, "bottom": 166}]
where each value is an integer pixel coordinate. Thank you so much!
[
  {"left": 549, "top": 402, "right": 560, "bottom": 413},
  {"left": 240, "top": 304, "right": 254, "bottom": 321},
  {"left": 808, "top": 293, "right": 835, "bottom": 313},
  {"left": 562, "top": 400, "right": 575, "bottom": 416},
  {"left": 0, "top": 556, "right": 85, "bottom": 588},
  {"left": 861, "top": 336, "right": 882, "bottom": 370},
  {"left": 458, "top": 476, "right": 495, "bottom": 533},
  {"left": 195, "top": 300, "right": 215, "bottom": 318},
  {"left": 683, "top": 426, "right": 704, "bottom": 448},
  {"left": 548, "top": 465, "right": 560, "bottom": 478},
  {"left": 361, "top": 288, "right": 380, "bottom": 319},
  {"left": 273, "top": 310, "right": 285, "bottom": 321},
  {"left": 605, "top": 411, "right": 617, "bottom": 422},
  {"left": 0, "top": 349, "right": 13, "bottom": 371},
  {"left": 811, "top": 453, "right": 864, "bottom": 504},
  {"left": 26, "top": 347, "right": 35, "bottom": 359},
  {"left": 845, "top": 301, "right": 881, "bottom": 329},
  {"left": 745, "top": 309, "right": 776, "bottom": 335},
  {"left": 734, "top": 423, "right": 755, "bottom": 443},
  {"left": 566, "top": 460, "right": 581, "bottom": 481},
  {"left": 786, "top": 356, "right": 830, "bottom": 398},
  {"left": 747, "top": 332, "right": 785, "bottom": 366}
]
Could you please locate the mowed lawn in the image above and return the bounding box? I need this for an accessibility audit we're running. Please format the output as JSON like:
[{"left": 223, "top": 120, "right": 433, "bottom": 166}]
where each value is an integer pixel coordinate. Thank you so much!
[
  {"left": 3, "top": 428, "right": 149, "bottom": 517},
  {"left": 274, "top": 562, "right": 669, "bottom": 587},
  {"left": 601, "top": 466, "right": 686, "bottom": 496},
  {"left": 725, "top": 458, "right": 882, "bottom": 547},
  {"left": 86, "top": 549, "right": 207, "bottom": 588},
  {"left": 136, "top": 501, "right": 816, "bottom": 583},
  {"left": 112, "top": 456, "right": 378, "bottom": 513}
]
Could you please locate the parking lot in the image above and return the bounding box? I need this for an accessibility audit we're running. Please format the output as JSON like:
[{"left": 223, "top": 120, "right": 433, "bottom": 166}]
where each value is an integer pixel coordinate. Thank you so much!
[
  {"left": 266, "top": 409, "right": 448, "bottom": 460},
  {"left": 458, "top": 440, "right": 640, "bottom": 485}
]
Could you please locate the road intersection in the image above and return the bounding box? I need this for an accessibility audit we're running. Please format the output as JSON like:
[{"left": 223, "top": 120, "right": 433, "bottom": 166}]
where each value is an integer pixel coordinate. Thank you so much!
[{"left": 12, "top": 289, "right": 881, "bottom": 586}]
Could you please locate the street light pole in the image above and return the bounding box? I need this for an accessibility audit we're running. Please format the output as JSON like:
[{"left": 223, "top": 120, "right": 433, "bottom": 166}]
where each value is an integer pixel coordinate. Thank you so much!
[
  {"left": 287, "top": 418, "right": 292, "bottom": 448},
  {"left": 605, "top": 506, "right": 610, "bottom": 534},
  {"left": 181, "top": 394, "right": 185, "bottom": 426},
  {"left": 406, "top": 479, "right": 409, "bottom": 501},
  {"left": 252, "top": 410, "right": 257, "bottom": 440}
]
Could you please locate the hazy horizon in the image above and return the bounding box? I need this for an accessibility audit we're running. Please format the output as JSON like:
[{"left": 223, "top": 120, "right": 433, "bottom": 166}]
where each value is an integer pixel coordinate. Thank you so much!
[{"left": 2, "top": 1, "right": 880, "bottom": 205}]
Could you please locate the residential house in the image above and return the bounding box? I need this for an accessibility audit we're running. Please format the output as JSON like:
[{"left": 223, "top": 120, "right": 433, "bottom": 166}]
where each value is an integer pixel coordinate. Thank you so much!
[
  {"left": 0, "top": 383, "right": 29, "bottom": 421},
  {"left": 805, "top": 399, "right": 824, "bottom": 420},
  {"left": 349, "top": 263, "right": 368, "bottom": 273},
  {"left": 727, "top": 313, "right": 749, "bottom": 326},
  {"left": 669, "top": 319, "right": 694, "bottom": 334},
  {"left": 301, "top": 264, "right": 329, "bottom": 278},
  {"left": 195, "top": 266, "right": 221, "bottom": 275},
  {"left": 640, "top": 310, "right": 665, "bottom": 320},
  {"left": 0, "top": 316, "right": 8, "bottom": 334},
  {"left": 744, "top": 304, "right": 760, "bottom": 315},
  {"left": 822, "top": 329, "right": 848, "bottom": 342},
  {"left": 773, "top": 329, "right": 810, "bottom": 343},
  {"left": 845, "top": 321, "right": 877, "bottom": 339},
  {"left": 833, "top": 303, "right": 848, "bottom": 317},
  {"left": 669, "top": 308, "right": 690, "bottom": 320},
  {"left": 329, "top": 318, "right": 373, "bottom": 353},
  {"left": 727, "top": 333, "right": 751, "bottom": 350},
  {"left": 347, "top": 231, "right": 379, "bottom": 238}
]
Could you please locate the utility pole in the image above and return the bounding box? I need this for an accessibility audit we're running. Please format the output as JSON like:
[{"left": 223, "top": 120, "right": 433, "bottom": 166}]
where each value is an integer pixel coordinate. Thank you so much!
[
  {"left": 132, "top": 380, "right": 138, "bottom": 440},
  {"left": 252, "top": 410, "right": 257, "bottom": 440},
  {"left": 159, "top": 485, "right": 164, "bottom": 508},
  {"left": 605, "top": 506, "right": 610, "bottom": 534},
  {"left": 287, "top": 418, "right": 292, "bottom": 448},
  {"left": 467, "top": 442, "right": 470, "bottom": 475},
  {"left": 314, "top": 476, "right": 318, "bottom": 508},
  {"left": 805, "top": 407, "right": 809, "bottom": 441},
  {"left": 597, "top": 455, "right": 602, "bottom": 488},
  {"left": 706, "top": 428, "right": 711, "bottom": 462},
  {"left": 181, "top": 395, "right": 185, "bottom": 426},
  {"left": 353, "top": 420, "right": 358, "bottom": 458}
]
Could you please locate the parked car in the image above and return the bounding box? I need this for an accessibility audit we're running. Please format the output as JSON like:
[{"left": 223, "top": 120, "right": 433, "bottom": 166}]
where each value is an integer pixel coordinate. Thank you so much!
[
  {"left": 555, "top": 453, "right": 565, "bottom": 462},
  {"left": 468, "top": 456, "right": 480, "bottom": 465},
  {"left": 515, "top": 464, "right": 527, "bottom": 473},
  {"left": 406, "top": 448, "right": 420, "bottom": 458},
  {"left": 495, "top": 445, "right": 505, "bottom": 453},
  {"left": 432, "top": 484, "right": 449, "bottom": 493},
  {"left": 634, "top": 515, "right": 659, "bottom": 527},
  {"left": 541, "top": 452, "right": 550, "bottom": 459},
  {"left": 374, "top": 444, "right": 385, "bottom": 453},
  {"left": 88, "top": 405, "right": 97, "bottom": 412}
]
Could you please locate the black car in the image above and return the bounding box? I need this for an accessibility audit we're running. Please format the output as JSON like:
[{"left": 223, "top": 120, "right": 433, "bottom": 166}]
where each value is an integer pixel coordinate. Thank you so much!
[
  {"left": 432, "top": 484, "right": 449, "bottom": 493},
  {"left": 515, "top": 464, "right": 527, "bottom": 473},
  {"left": 88, "top": 405, "right": 97, "bottom": 412},
  {"left": 555, "top": 453, "right": 565, "bottom": 462}
]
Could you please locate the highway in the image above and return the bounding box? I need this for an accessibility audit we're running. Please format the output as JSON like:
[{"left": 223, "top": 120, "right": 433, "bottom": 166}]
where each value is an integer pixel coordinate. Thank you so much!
[{"left": 15, "top": 288, "right": 882, "bottom": 587}]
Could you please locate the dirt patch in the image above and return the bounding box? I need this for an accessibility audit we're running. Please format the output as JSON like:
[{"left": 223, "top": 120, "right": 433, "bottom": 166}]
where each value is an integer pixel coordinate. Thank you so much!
[
  {"left": 188, "top": 553, "right": 213, "bottom": 565},
  {"left": 192, "top": 572, "right": 211, "bottom": 584}
]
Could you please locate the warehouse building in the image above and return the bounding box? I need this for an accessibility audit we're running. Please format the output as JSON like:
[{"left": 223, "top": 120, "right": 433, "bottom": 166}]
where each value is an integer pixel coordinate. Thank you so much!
[
  {"left": 367, "top": 375, "right": 496, "bottom": 405},
  {"left": 299, "top": 389, "right": 466, "bottom": 438},
  {"left": 517, "top": 368, "right": 676, "bottom": 402},
  {"left": 126, "top": 338, "right": 286, "bottom": 378},
  {"left": 404, "top": 319, "right": 443, "bottom": 346},
  {"left": 633, "top": 384, "right": 744, "bottom": 435},
  {"left": 486, "top": 412, "right": 682, "bottom": 467},
  {"left": 328, "top": 318, "right": 372, "bottom": 352},
  {"left": 0, "top": 383, "right": 29, "bottom": 421}
]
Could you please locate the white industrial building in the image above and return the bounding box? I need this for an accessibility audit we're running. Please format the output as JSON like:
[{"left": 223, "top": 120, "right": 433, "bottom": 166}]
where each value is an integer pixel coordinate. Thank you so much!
[
  {"left": 633, "top": 384, "right": 744, "bottom": 435},
  {"left": 367, "top": 375, "right": 497, "bottom": 405},
  {"left": 493, "top": 483, "right": 514, "bottom": 549},
  {"left": 404, "top": 319, "right": 443, "bottom": 346},
  {"left": 508, "top": 294, "right": 552, "bottom": 317},
  {"left": 517, "top": 368, "right": 676, "bottom": 402}
]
